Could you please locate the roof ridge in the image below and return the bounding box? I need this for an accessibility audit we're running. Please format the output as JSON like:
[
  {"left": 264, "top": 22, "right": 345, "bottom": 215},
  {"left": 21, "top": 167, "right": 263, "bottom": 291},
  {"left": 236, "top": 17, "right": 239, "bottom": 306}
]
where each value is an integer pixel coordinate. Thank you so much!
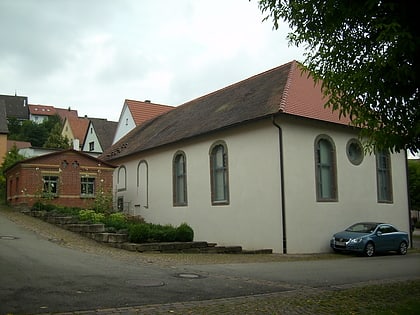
[
  {"left": 279, "top": 60, "right": 297, "bottom": 112},
  {"left": 177, "top": 61, "right": 295, "bottom": 109}
]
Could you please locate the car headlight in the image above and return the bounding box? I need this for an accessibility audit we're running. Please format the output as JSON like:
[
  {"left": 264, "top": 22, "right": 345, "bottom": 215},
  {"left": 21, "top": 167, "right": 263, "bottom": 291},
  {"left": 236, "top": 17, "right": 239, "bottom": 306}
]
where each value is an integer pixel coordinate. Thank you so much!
[{"left": 349, "top": 238, "right": 363, "bottom": 244}]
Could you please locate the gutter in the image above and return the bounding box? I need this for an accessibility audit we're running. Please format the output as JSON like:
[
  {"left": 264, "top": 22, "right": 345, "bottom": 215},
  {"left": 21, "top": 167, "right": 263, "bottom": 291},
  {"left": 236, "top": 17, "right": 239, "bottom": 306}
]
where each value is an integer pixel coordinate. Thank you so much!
[
  {"left": 405, "top": 150, "right": 413, "bottom": 249},
  {"left": 271, "top": 115, "right": 287, "bottom": 254}
]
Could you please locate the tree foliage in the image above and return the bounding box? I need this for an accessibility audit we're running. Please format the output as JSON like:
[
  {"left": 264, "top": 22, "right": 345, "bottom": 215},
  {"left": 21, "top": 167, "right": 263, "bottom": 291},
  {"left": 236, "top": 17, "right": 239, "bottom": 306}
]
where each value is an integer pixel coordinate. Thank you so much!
[
  {"left": 7, "top": 114, "right": 67, "bottom": 148},
  {"left": 257, "top": 0, "right": 419, "bottom": 153},
  {"left": 408, "top": 160, "right": 420, "bottom": 211},
  {"left": 0, "top": 145, "right": 26, "bottom": 200}
]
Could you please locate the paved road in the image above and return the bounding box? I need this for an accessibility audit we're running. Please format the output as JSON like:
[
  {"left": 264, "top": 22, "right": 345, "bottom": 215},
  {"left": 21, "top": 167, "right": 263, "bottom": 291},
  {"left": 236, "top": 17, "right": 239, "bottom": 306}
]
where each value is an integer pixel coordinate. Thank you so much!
[{"left": 1, "top": 213, "right": 419, "bottom": 315}]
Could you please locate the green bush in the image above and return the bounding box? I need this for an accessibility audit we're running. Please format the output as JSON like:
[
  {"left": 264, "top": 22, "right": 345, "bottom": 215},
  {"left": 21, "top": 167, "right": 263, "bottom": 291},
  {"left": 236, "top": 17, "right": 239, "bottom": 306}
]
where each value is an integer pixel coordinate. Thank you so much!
[
  {"left": 102, "top": 212, "right": 129, "bottom": 230},
  {"left": 128, "top": 224, "right": 151, "bottom": 243},
  {"left": 127, "top": 222, "right": 194, "bottom": 243},
  {"left": 78, "top": 209, "right": 105, "bottom": 223},
  {"left": 175, "top": 223, "right": 194, "bottom": 242},
  {"left": 31, "top": 201, "right": 56, "bottom": 212}
]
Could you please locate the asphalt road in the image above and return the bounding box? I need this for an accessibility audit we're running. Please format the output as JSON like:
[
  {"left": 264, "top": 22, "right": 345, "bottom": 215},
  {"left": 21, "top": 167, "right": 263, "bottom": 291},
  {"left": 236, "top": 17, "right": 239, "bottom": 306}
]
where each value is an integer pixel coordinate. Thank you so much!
[{"left": 1, "top": 213, "right": 419, "bottom": 315}]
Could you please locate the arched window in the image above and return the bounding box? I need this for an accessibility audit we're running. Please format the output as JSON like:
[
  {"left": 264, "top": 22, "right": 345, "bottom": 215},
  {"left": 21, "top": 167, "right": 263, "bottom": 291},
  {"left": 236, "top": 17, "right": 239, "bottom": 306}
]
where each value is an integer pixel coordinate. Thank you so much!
[
  {"left": 137, "top": 160, "right": 148, "bottom": 208},
  {"left": 210, "top": 141, "right": 229, "bottom": 205},
  {"left": 376, "top": 151, "right": 393, "bottom": 203},
  {"left": 173, "top": 151, "right": 187, "bottom": 206},
  {"left": 117, "top": 166, "right": 126, "bottom": 191},
  {"left": 315, "top": 135, "right": 337, "bottom": 201}
]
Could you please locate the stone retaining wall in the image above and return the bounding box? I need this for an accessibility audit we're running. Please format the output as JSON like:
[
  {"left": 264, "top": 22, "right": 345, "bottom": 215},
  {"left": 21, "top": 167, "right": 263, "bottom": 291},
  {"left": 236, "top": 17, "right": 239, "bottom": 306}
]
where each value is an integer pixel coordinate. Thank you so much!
[{"left": 26, "top": 211, "right": 273, "bottom": 254}]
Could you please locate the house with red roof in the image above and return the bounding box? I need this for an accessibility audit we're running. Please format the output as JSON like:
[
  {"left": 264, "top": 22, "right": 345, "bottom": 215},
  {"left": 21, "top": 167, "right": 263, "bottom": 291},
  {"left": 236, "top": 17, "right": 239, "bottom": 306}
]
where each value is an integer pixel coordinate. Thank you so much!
[
  {"left": 112, "top": 99, "right": 174, "bottom": 144},
  {"left": 5, "top": 149, "right": 115, "bottom": 209},
  {"left": 100, "top": 61, "right": 410, "bottom": 254},
  {"left": 28, "top": 104, "right": 78, "bottom": 124},
  {"left": 62, "top": 116, "right": 90, "bottom": 150}
]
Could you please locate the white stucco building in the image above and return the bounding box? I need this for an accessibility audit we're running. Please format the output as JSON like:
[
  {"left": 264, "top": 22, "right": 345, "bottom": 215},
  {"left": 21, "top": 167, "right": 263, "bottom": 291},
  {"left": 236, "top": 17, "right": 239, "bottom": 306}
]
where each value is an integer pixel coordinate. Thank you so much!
[{"left": 101, "top": 61, "right": 410, "bottom": 254}]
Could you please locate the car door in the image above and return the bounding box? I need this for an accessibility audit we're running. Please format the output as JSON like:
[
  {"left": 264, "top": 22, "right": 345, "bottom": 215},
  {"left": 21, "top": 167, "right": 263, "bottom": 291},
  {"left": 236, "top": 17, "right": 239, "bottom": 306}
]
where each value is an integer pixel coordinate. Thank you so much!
[{"left": 375, "top": 225, "right": 395, "bottom": 251}]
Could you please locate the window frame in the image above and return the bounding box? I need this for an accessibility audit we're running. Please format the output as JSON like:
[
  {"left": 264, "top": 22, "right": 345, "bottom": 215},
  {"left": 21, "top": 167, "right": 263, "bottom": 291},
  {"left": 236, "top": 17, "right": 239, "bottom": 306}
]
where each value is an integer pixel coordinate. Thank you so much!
[
  {"left": 209, "top": 141, "right": 230, "bottom": 205},
  {"left": 314, "top": 135, "right": 338, "bottom": 202},
  {"left": 376, "top": 151, "right": 393, "bottom": 203},
  {"left": 80, "top": 176, "right": 95, "bottom": 198},
  {"left": 42, "top": 175, "right": 59, "bottom": 197},
  {"left": 173, "top": 151, "right": 188, "bottom": 206}
]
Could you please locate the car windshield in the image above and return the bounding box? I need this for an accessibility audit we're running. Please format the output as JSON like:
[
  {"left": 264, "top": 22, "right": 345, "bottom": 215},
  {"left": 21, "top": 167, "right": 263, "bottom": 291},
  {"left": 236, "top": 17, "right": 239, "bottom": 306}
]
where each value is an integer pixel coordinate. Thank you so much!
[{"left": 345, "top": 223, "right": 378, "bottom": 233}]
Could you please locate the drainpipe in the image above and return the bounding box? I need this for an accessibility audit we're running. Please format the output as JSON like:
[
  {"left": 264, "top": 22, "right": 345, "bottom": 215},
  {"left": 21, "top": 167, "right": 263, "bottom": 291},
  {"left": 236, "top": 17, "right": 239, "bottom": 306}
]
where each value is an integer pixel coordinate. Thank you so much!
[
  {"left": 272, "top": 115, "right": 287, "bottom": 254},
  {"left": 405, "top": 150, "right": 413, "bottom": 249}
]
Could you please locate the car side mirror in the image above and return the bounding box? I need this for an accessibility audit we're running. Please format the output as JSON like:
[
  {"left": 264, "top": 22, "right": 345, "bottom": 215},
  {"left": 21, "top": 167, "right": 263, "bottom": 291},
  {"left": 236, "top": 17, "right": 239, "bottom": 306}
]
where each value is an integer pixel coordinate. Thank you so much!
[{"left": 376, "top": 231, "right": 383, "bottom": 236}]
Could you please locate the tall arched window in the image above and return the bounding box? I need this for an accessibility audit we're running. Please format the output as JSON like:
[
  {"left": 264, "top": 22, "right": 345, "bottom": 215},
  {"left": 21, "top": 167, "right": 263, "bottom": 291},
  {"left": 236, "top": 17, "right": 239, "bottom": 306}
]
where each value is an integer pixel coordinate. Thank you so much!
[
  {"left": 137, "top": 160, "right": 148, "bottom": 208},
  {"left": 210, "top": 141, "right": 229, "bottom": 205},
  {"left": 376, "top": 151, "right": 393, "bottom": 203},
  {"left": 173, "top": 151, "right": 187, "bottom": 206},
  {"left": 315, "top": 136, "right": 337, "bottom": 201},
  {"left": 117, "top": 166, "right": 126, "bottom": 191}
]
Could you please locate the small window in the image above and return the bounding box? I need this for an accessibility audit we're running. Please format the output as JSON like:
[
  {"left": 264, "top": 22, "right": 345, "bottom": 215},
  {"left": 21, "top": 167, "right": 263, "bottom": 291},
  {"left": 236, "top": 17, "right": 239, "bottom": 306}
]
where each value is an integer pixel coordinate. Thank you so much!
[
  {"left": 81, "top": 177, "right": 95, "bottom": 197},
  {"left": 173, "top": 151, "right": 187, "bottom": 206},
  {"left": 89, "top": 141, "right": 95, "bottom": 151},
  {"left": 315, "top": 135, "right": 337, "bottom": 201},
  {"left": 117, "top": 166, "right": 127, "bottom": 191},
  {"left": 210, "top": 141, "right": 229, "bottom": 205},
  {"left": 346, "top": 139, "right": 364, "bottom": 165},
  {"left": 43, "top": 175, "right": 58, "bottom": 196},
  {"left": 376, "top": 151, "right": 393, "bottom": 203}
]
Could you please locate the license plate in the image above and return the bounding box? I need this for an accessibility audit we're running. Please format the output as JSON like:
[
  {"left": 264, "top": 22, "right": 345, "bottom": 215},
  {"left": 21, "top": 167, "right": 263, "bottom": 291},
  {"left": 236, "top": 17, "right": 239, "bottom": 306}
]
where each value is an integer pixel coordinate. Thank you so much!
[{"left": 336, "top": 241, "right": 346, "bottom": 246}]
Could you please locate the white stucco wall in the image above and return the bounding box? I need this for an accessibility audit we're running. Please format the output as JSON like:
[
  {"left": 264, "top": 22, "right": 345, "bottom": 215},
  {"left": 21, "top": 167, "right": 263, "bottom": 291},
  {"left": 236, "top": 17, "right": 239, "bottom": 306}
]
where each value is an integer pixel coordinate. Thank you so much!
[
  {"left": 82, "top": 124, "right": 102, "bottom": 153},
  {"left": 280, "top": 117, "right": 410, "bottom": 253},
  {"left": 114, "top": 120, "right": 285, "bottom": 252},
  {"left": 112, "top": 117, "right": 409, "bottom": 254},
  {"left": 113, "top": 105, "right": 136, "bottom": 144}
]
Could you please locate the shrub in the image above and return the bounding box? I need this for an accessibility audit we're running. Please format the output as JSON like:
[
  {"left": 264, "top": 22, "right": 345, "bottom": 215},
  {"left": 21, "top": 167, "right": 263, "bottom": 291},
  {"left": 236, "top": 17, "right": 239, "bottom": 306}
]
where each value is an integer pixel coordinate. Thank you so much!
[
  {"left": 175, "top": 223, "right": 194, "bottom": 242},
  {"left": 78, "top": 209, "right": 105, "bottom": 223},
  {"left": 31, "top": 201, "right": 56, "bottom": 212},
  {"left": 128, "top": 224, "right": 151, "bottom": 243},
  {"left": 102, "top": 212, "right": 128, "bottom": 231}
]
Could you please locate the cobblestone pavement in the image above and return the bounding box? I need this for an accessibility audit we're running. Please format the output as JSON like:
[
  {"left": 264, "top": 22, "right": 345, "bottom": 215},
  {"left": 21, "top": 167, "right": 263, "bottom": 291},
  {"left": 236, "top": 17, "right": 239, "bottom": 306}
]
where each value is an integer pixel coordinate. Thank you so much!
[{"left": 2, "top": 207, "right": 419, "bottom": 315}]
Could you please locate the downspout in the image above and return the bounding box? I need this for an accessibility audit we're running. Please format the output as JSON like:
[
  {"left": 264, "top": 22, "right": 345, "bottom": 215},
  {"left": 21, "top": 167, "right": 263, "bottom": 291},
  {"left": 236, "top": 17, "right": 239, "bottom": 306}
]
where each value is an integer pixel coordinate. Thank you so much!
[
  {"left": 404, "top": 150, "right": 413, "bottom": 249},
  {"left": 272, "top": 115, "right": 287, "bottom": 254}
]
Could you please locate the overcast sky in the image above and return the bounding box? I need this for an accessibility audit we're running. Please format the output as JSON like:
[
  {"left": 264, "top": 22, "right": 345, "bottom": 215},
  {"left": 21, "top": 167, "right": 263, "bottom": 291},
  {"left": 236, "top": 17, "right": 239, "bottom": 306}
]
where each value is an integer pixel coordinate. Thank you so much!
[{"left": 0, "top": 0, "right": 304, "bottom": 122}]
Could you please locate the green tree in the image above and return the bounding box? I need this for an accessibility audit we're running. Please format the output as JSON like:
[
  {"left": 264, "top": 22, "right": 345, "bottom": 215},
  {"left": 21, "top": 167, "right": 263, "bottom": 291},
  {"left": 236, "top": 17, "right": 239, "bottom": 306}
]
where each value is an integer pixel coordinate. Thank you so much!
[
  {"left": 19, "top": 120, "right": 48, "bottom": 147},
  {"left": 0, "top": 145, "right": 26, "bottom": 201},
  {"left": 408, "top": 160, "right": 420, "bottom": 211},
  {"left": 43, "top": 122, "right": 71, "bottom": 149},
  {"left": 257, "top": 0, "right": 419, "bottom": 153}
]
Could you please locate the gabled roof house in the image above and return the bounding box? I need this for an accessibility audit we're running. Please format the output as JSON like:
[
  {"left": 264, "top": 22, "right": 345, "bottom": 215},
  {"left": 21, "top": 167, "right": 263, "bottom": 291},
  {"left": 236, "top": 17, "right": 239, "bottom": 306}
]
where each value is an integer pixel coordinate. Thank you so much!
[
  {"left": 101, "top": 60, "right": 410, "bottom": 254},
  {"left": 0, "top": 94, "right": 29, "bottom": 121},
  {"left": 62, "top": 116, "right": 90, "bottom": 150},
  {"left": 112, "top": 99, "right": 174, "bottom": 144},
  {"left": 5, "top": 149, "right": 115, "bottom": 209},
  {"left": 82, "top": 118, "right": 118, "bottom": 156},
  {"left": 28, "top": 104, "right": 78, "bottom": 124}
]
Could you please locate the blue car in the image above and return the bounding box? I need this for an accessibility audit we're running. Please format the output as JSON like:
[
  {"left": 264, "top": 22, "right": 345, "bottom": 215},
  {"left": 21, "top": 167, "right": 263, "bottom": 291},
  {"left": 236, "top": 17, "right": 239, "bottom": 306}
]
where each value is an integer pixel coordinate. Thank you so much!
[{"left": 330, "top": 222, "right": 409, "bottom": 257}]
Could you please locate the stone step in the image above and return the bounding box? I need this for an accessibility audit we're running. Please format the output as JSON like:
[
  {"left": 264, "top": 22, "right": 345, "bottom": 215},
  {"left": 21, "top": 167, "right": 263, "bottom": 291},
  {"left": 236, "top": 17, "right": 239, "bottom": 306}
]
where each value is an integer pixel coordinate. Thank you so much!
[{"left": 64, "top": 223, "right": 105, "bottom": 233}]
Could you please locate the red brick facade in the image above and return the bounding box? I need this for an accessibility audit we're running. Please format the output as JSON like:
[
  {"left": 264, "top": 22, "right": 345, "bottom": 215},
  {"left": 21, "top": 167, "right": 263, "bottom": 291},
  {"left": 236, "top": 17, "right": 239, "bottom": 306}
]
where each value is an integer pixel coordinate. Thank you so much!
[{"left": 5, "top": 149, "right": 115, "bottom": 209}]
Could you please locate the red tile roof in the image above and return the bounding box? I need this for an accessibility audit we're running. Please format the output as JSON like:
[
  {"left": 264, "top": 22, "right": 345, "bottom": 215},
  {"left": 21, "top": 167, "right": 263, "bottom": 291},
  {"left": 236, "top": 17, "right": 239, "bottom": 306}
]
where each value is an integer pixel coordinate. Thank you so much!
[
  {"left": 125, "top": 100, "right": 174, "bottom": 126},
  {"left": 29, "top": 104, "right": 78, "bottom": 121},
  {"left": 67, "top": 117, "right": 90, "bottom": 142},
  {"left": 280, "top": 61, "right": 351, "bottom": 125}
]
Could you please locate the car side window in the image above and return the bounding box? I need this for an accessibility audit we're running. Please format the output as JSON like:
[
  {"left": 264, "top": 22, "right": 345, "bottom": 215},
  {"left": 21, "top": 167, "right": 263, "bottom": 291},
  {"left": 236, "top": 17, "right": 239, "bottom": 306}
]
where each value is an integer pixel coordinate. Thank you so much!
[{"left": 378, "top": 226, "right": 389, "bottom": 234}]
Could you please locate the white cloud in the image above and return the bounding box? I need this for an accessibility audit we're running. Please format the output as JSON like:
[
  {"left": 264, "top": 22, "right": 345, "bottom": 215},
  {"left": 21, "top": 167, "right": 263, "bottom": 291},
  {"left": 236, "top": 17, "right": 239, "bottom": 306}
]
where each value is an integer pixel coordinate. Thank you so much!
[{"left": 0, "top": 0, "right": 305, "bottom": 121}]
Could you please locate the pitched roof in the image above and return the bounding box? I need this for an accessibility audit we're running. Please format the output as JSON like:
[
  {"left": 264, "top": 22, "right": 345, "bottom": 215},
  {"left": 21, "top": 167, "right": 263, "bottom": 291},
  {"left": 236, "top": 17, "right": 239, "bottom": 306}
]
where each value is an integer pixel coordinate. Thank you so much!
[
  {"left": 28, "top": 104, "right": 56, "bottom": 115},
  {"left": 88, "top": 118, "right": 118, "bottom": 151},
  {"left": 29, "top": 104, "right": 78, "bottom": 121},
  {"left": 0, "top": 100, "right": 9, "bottom": 134},
  {"left": 0, "top": 94, "right": 29, "bottom": 120},
  {"left": 125, "top": 99, "right": 174, "bottom": 126},
  {"left": 7, "top": 140, "right": 31, "bottom": 151},
  {"left": 67, "top": 116, "right": 90, "bottom": 141},
  {"left": 102, "top": 61, "right": 351, "bottom": 161},
  {"left": 5, "top": 149, "right": 116, "bottom": 173}
]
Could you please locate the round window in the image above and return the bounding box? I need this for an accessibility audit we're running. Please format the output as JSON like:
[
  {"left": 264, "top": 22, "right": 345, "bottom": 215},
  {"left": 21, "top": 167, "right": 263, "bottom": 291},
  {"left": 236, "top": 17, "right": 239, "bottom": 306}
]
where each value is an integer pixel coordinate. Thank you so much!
[{"left": 347, "top": 139, "right": 364, "bottom": 165}]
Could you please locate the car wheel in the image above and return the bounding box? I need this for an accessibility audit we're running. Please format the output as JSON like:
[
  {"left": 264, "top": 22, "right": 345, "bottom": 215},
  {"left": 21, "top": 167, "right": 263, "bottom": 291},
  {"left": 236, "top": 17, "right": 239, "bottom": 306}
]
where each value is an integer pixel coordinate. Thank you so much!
[
  {"left": 364, "top": 242, "right": 375, "bottom": 257},
  {"left": 398, "top": 241, "right": 408, "bottom": 255}
]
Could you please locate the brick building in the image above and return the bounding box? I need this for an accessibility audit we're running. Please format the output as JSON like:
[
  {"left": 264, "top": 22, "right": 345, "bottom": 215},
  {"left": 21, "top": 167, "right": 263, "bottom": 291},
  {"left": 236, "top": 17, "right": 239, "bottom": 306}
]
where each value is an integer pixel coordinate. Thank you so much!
[{"left": 5, "top": 149, "right": 115, "bottom": 209}]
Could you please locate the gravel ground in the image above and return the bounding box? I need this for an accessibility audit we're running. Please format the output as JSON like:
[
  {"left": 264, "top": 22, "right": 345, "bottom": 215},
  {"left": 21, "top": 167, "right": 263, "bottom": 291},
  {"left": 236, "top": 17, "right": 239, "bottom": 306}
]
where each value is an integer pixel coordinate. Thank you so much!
[{"left": 2, "top": 206, "right": 419, "bottom": 315}]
